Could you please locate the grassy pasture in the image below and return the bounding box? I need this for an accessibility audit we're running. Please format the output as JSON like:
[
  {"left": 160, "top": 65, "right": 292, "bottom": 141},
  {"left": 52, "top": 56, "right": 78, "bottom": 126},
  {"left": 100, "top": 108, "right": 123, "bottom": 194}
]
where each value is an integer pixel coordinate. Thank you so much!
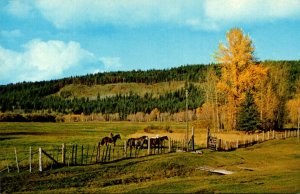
[
  {"left": 1, "top": 136, "right": 299, "bottom": 193},
  {"left": 0, "top": 122, "right": 299, "bottom": 193},
  {"left": 0, "top": 121, "right": 290, "bottom": 169}
]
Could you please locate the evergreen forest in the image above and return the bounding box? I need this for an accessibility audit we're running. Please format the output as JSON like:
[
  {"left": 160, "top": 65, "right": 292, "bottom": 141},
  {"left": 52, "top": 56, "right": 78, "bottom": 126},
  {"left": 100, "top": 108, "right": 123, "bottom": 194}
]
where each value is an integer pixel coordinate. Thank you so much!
[{"left": 0, "top": 60, "right": 299, "bottom": 131}]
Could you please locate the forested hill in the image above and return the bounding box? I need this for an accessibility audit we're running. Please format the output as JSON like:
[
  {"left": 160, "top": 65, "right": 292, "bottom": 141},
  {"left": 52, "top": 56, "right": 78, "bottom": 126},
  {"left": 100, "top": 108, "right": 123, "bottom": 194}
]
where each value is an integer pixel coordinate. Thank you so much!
[{"left": 0, "top": 60, "right": 299, "bottom": 121}]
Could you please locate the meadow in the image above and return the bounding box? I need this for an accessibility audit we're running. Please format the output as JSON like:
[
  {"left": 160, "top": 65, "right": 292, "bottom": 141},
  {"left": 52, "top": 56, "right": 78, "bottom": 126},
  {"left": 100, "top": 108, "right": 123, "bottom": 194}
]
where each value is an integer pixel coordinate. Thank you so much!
[{"left": 0, "top": 122, "right": 299, "bottom": 193}]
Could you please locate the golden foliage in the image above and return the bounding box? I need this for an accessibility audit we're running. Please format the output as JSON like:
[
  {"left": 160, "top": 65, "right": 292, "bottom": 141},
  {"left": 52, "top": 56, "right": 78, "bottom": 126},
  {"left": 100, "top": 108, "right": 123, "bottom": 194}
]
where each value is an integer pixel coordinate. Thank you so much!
[
  {"left": 214, "top": 28, "right": 267, "bottom": 130},
  {"left": 286, "top": 96, "right": 300, "bottom": 127}
]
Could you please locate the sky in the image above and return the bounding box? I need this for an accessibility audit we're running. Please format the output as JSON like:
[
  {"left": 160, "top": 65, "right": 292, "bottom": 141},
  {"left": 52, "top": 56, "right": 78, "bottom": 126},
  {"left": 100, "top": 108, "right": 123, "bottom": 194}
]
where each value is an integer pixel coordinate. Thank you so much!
[{"left": 0, "top": 0, "right": 300, "bottom": 85}]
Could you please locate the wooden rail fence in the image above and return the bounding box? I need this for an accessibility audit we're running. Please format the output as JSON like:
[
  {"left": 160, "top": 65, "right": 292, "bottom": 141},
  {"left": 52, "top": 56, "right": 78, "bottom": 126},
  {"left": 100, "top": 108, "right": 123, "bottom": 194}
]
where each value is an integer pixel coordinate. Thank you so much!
[
  {"left": 207, "top": 129, "right": 299, "bottom": 151},
  {"left": 0, "top": 136, "right": 192, "bottom": 173}
]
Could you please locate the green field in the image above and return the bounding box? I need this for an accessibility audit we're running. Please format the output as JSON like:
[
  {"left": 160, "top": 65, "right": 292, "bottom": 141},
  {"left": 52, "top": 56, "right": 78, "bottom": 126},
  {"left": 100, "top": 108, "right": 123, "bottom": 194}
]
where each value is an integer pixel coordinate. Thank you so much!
[{"left": 0, "top": 122, "right": 299, "bottom": 193}]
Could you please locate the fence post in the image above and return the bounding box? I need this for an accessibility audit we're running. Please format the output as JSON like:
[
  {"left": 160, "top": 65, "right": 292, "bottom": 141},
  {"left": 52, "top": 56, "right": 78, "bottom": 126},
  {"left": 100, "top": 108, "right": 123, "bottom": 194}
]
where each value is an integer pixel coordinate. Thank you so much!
[
  {"left": 168, "top": 138, "right": 171, "bottom": 153},
  {"left": 96, "top": 142, "right": 101, "bottom": 163},
  {"left": 86, "top": 145, "right": 89, "bottom": 164},
  {"left": 29, "top": 146, "right": 32, "bottom": 173},
  {"left": 75, "top": 144, "right": 78, "bottom": 165},
  {"left": 217, "top": 139, "right": 222, "bottom": 150},
  {"left": 39, "top": 148, "right": 42, "bottom": 172},
  {"left": 272, "top": 130, "right": 275, "bottom": 139},
  {"left": 285, "top": 130, "right": 287, "bottom": 139},
  {"left": 192, "top": 126, "right": 195, "bottom": 151},
  {"left": 148, "top": 137, "right": 151, "bottom": 155},
  {"left": 206, "top": 127, "right": 210, "bottom": 148},
  {"left": 71, "top": 144, "right": 74, "bottom": 165},
  {"left": 267, "top": 131, "right": 270, "bottom": 140},
  {"left": 62, "top": 143, "right": 65, "bottom": 165},
  {"left": 262, "top": 131, "right": 265, "bottom": 142},
  {"left": 124, "top": 141, "right": 127, "bottom": 158},
  {"left": 256, "top": 135, "right": 259, "bottom": 143},
  {"left": 236, "top": 139, "right": 239, "bottom": 148},
  {"left": 14, "top": 147, "right": 19, "bottom": 173},
  {"left": 91, "top": 145, "right": 95, "bottom": 163}
]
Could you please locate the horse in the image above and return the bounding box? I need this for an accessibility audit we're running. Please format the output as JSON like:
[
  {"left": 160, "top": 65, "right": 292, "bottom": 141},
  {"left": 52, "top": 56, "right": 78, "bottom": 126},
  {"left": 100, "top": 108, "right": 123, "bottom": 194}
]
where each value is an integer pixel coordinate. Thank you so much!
[
  {"left": 150, "top": 136, "right": 169, "bottom": 149},
  {"left": 127, "top": 136, "right": 148, "bottom": 149},
  {"left": 127, "top": 138, "right": 136, "bottom": 148},
  {"left": 158, "top": 136, "right": 168, "bottom": 143},
  {"left": 134, "top": 136, "right": 148, "bottom": 149},
  {"left": 101, "top": 133, "right": 121, "bottom": 146}
]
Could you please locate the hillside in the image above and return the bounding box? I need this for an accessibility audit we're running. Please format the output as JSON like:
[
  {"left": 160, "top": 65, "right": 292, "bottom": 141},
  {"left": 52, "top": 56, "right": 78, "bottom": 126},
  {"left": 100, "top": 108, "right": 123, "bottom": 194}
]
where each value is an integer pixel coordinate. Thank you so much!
[
  {"left": 54, "top": 81, "right": 200, "bottom": 100},
  {"left": 0, "top": 60, "right": 299, "bottom": 122}
]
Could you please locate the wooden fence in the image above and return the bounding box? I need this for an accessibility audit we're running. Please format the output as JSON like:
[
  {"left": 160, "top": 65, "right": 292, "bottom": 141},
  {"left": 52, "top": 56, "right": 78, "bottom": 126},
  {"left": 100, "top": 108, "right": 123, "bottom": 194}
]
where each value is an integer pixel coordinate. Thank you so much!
[
  {"left": 0, "top": 137, "right": 192, "bottom": 174},
  {"left": 208, "top": 129, "right": 300, "bottom": 151}
]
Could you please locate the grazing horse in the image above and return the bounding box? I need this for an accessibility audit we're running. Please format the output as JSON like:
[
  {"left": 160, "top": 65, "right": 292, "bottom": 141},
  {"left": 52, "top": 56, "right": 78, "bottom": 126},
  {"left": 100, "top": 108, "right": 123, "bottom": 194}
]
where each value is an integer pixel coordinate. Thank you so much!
[
  {"left": 134, "top": 136, "right": 148, "bottom": 149},
  {"left": 127, "top": 136, "right": 148, "bottom": 149},
  {"left": 101, "top": 133, "right": 121, "bottom": 146},
  {"left": 150, "top": 136, "right": 169, "bottom": 148},
  {"left": 127, "top": 138, "right": 136, "bottom": 148}
]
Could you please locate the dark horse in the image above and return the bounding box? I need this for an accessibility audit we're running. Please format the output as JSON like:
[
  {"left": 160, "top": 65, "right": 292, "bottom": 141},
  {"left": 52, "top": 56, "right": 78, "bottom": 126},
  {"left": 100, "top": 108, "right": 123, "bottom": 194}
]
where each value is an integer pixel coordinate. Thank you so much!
[
  {"left": 101, "top": 133, "right": 121, "bottom": 146},
  {"left": 127, "top": 136, "right": 148, "bottom": 149},
  {"left": 150, "top": 136, "right": 169, "bottom": 148}
]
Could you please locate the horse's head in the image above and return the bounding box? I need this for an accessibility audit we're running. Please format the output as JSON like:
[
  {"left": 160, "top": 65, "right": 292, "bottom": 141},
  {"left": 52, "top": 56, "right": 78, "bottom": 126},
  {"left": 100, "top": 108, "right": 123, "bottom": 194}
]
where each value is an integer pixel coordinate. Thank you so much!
[
  {"left": 162, "top": 136, "right": 169, "bottom": 140},
  {"left": 115, "top": 134, "right": 121, "bottom": 140}
]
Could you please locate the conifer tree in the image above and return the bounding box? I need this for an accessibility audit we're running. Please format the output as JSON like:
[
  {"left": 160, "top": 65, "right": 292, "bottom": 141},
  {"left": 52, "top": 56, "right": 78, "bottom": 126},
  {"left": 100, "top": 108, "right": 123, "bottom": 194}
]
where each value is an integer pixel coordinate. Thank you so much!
[{"left": 237, "top": 92, "right": 260, "bottom": 132}]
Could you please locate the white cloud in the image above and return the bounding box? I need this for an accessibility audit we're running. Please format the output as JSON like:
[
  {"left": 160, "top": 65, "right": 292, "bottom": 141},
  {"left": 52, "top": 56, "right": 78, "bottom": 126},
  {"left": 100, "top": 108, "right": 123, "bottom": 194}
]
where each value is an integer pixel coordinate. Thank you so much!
[
  {"left": 0, "top": 39, "right": 99, "bottom": 83},
  {"left": 204, "top": 0, "right": 300, "bottom": 22},
  {"left": 6, "top": 0, "right": 33, "bottom": 18},
  {"left": 31, "top": 0, "right": 300, "bottom": 30},
  {"left": 0, "top": 29, "right": 22, "bottom": 38},
  {"left": 100, "top": 57, "right": 123, "bottom": 70},
  {"left": 3, "top": 0, "right": 300, "bottom": 31},
  {"left": 34, "top": 0, "right": 203, "bottom": 28}
]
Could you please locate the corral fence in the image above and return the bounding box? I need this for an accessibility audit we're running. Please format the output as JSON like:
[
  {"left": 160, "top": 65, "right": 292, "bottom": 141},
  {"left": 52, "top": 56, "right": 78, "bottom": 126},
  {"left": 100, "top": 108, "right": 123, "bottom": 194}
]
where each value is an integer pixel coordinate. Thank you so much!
[
  {"left": 207, "top": 128, "right": 300, "bottom": 151},
  {"left": 0, "top": 136, "right": 194, "bottom": 174}
]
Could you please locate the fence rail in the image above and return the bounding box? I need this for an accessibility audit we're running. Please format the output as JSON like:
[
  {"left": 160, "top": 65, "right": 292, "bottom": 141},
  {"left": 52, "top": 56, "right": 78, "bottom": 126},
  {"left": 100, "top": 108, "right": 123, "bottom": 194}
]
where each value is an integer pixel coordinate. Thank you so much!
[
  {"left": 1, "top": 128, "right": 298, "bottom": 174},
  {"left": 208, "top": 129, "right": 299, "bottom": 151},
  {"left": 0, "top": 137, "right": 192, "bottom": 174}
]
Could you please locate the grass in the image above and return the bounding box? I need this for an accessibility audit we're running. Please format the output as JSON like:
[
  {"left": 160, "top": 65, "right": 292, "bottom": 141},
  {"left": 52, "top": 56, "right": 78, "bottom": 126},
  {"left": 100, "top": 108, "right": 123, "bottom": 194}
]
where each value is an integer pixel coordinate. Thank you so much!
[
  {"left": 1, "top": 137, "right": 299, "bottom": 193},
  {"left": 0, "top": 122, "right": 299, "bottom": 193}
]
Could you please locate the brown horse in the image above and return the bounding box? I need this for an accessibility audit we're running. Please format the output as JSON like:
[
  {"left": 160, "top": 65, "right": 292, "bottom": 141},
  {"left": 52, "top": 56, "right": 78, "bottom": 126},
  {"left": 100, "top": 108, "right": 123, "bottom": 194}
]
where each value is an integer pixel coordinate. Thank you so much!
[
  {"left": 150, "top": 136, "right": 168, "bottom": 148},
  {"left": 127, "top": 136, "right": 148, "bottom": 149},
  {"left": 101, "top": 133, "right": 121, "bottom": 146}
]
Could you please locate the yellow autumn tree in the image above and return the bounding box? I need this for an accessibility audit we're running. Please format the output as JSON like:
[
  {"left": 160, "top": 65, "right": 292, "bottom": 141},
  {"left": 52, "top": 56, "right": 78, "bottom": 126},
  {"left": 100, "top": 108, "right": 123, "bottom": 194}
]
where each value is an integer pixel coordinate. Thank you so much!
[
  {"left": 203, "top": 65, "right": 221, "bottom": 132},
  {"left": 214, "top": 28, "right": 267, "bottom": 130},
  {"left": 286, "top": 80, "right": 300, "bottom": 127},
  {"left": 287, "top": 96, "right": 300, "bottom": 127}
]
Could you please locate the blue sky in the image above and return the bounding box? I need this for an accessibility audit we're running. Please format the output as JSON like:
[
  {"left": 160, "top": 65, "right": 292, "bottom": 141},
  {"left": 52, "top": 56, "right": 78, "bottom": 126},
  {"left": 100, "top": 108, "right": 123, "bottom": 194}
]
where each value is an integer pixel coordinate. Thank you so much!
[{"left": 0, "top": 0, "right": 300, "bottom": 84}]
